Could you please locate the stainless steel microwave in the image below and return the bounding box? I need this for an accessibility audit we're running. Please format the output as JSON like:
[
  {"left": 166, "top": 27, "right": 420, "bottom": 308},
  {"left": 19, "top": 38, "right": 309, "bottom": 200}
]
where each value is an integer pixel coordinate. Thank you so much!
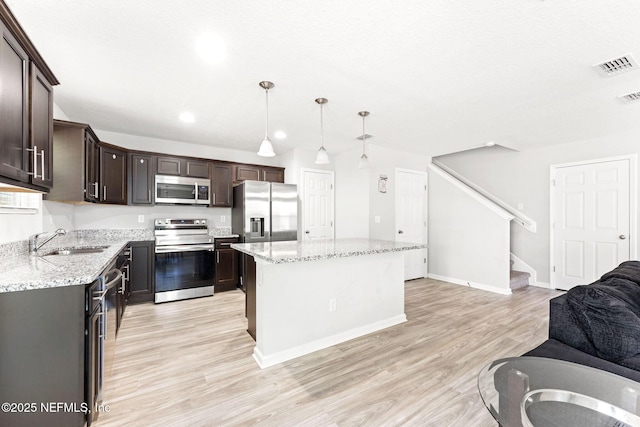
[{"left": 155, "top": 175, "right": 210, "bottom": 205}]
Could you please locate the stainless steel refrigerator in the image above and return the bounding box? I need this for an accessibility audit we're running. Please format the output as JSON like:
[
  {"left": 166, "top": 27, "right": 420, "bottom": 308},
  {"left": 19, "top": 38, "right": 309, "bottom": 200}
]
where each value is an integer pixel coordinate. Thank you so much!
[
  {"left": 232, "top": 180, "right": 298, "bottom": 243},
  {"left": 232, "top": 181, "right": 298, "bottom": 299}
]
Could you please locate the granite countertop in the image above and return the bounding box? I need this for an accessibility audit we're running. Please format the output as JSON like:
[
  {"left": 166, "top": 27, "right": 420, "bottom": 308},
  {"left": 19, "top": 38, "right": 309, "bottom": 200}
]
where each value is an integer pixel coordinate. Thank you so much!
[
  {"left": 230, "top": 238, "right": 428, "bottom": 264},
  {"left": 0, "top": 229, "right": 154, "bottom": 294}
]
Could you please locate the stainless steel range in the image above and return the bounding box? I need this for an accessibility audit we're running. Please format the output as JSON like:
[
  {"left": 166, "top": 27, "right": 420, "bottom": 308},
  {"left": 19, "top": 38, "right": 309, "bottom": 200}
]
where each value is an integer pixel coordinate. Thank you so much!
[{"left": 154, "top": 218, "right": 215, "bottom": 303}]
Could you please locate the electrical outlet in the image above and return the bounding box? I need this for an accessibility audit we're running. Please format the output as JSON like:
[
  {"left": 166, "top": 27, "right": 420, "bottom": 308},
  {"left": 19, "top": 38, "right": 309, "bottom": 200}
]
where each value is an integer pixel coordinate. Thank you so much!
[
  {"left": 517, "top": 202, "right": 524, "bottom": 210},
  {"left": 329, "top": 298, "right": 337, "bottom": 312},
  {"left": 374, "top": 216, "right": 381, "bottom": 224},
  {"left": 221, "top": 215, "right": 225, "bottom": 223},
  {"left": 138, "top": 215, "right": 144, "bottom": 223}
]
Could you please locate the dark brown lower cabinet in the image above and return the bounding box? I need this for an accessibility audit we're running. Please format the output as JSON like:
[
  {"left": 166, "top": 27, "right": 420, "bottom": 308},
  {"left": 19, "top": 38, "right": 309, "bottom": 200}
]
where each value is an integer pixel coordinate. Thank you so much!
[
  {"left": 127, "top": 241, "right": 155, "bottom": 304},
  {"left": 0, "top": 286, "right": 85, "bottom": 427},
  {"left": 243, "top": 253, "right": 257, "bottom": 340},
  {"left": 214, "top": 237, "right": 239, "bottom": 292}
]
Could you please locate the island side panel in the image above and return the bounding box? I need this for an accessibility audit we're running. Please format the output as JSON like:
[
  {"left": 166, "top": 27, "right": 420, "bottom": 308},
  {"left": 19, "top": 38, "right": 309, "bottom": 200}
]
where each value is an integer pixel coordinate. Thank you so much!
[{"left": 254, "top": 251, "right": 406, "bottom": 368}]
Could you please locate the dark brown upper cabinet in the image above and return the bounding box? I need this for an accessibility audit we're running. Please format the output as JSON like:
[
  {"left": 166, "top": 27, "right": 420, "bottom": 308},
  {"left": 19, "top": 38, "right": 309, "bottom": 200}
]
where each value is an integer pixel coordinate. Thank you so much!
[
  {"left": 100, "top": 145, "right": 127, "bottom": 204},
  {"left": 210, "top": 163, "right": 232, "bottom": 207},
  {"left": 185, "top": 160, "right": 209, "bottom": 178},
  {"left": 49, "top": 121, "right": 126, "bottom": 205},
  {"left": 0, "top": 19, "right": 29, "bottom": 184},
  {"left": 29, "top": 63, "right": 54, "bottom": 188},
  {"left": 233, "top": 164, "right": 284, "bottom": 183},
  {"left": 263, "top": 167, "right": 284, "bottom": 183},
  {"left": 84, "top": 130, "right": 99, "bottom": 202},
  {"left": 129, "top": 153, "right": 153, "bottom": 205},
  {"left": 156, "top": 156, "right": 209, "bottom": 178},
  {"left": 0, "top": 3, "right": 58, "bottom": 191},
  {"left": 48, "top": 120, "right": 99, "bottom": 203}
]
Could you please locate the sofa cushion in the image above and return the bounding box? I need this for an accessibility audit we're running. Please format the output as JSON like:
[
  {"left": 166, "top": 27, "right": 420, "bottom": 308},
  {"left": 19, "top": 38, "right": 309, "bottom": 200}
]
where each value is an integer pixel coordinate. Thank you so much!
[
  {"left": 523, "top": 339, "right": 640, "bottom": 383},
  {"left": 600, "top": 260, "right": 640, "bottom": 287},
  {"left": 566, "top": 277, "right": 640, "bottom": 363}
]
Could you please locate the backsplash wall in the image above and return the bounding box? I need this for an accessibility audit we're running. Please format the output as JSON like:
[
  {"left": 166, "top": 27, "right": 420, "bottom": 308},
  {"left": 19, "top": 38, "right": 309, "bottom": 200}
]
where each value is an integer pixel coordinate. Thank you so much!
[{"left": 70, "top": 203, "right": 232, "bottom": 230}]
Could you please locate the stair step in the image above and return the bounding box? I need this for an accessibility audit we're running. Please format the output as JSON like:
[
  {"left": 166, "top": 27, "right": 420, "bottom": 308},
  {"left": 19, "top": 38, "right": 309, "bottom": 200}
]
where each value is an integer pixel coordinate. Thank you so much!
[{"left": 510, "top": 270, "right": 530, "bottom": 290}]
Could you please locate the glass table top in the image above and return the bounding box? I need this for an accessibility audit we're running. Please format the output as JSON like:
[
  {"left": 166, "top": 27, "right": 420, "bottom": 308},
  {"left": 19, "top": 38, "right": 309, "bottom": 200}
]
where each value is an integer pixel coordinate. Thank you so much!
[{"left": 478, "top": 357, "right": 640, "bottom": 427}]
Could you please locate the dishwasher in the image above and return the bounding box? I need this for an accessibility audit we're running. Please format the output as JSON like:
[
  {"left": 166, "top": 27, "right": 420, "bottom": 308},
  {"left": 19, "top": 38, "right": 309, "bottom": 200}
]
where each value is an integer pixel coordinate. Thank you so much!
[{"left": 86, "top": 261, "right": 122, "bottom": 426}]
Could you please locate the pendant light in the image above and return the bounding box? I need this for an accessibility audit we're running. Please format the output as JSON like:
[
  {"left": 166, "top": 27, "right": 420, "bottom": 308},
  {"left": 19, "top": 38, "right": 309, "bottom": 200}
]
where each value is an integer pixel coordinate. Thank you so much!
[
  {"left": 358, "top": 111, "right": 370, "bottom": 169},
  {"left": 314, "top": 98, "right": 330, "bottom": 164},
  {"left": 257, "top": 81, "right": 276, "bottom": 157}
]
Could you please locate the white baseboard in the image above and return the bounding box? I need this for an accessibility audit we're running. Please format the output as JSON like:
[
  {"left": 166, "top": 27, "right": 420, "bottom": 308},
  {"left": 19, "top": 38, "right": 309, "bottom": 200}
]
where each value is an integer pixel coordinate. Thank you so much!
[
  {"left": 427, "top": 273, "right": 512, "bottom": 295},
  {"left": 253, "top": 314, "right": 408, "bottom": 369},
  {"left": 531, "top": 281, "right": 551, "bottom": 289}
]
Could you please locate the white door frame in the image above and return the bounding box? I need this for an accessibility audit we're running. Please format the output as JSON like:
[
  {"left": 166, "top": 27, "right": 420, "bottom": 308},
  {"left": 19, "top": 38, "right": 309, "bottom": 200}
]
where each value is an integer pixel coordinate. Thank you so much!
[
  {"left": 549, "top": 154, "right": 637, "bottom": 289},
  {"left": 395, "top": 167, "right": 428, "bottom": 278},
  {"left": 300, "top": 168, "right": 335, "bottom": 240}
]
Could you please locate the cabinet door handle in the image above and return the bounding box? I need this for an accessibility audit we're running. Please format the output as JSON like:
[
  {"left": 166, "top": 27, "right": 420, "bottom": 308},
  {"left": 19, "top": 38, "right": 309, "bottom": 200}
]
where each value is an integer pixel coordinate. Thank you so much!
[
  {"left": 148, "top": 190, "right": 151, "bottom": 203},
  {"left": 213, "top": 193, "right": 216, "bottom": 205},
  {"left": 216, "top": 251, "right": 220, "bottom": 263},
  {"left": 26, "top": 145, "right": 39, "bottom": 178},
  {"left": 41, "top": 149, "right": 45, "bottom": 181},
  {"left": 103, "top": 186, "right": 107, "bottom": 201},
  {"left": 94, "top": 182, "right": 99, "bottom": 198}
]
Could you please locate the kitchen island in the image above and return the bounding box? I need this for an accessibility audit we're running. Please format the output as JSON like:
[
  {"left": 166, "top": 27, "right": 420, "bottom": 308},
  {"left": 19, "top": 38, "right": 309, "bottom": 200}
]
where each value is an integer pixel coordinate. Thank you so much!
[{"left": 231, "top": 238, "right": 427, "bottom": 368}]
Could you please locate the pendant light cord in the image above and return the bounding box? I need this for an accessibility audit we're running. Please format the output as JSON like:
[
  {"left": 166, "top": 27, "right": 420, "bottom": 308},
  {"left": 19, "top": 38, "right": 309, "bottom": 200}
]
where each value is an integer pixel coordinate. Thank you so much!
[
  {"left": 320, "top": 103, "right": 324, "bottom": 149},
  {"left": 265, "top": 88, "right": 270, "bottom": 138}
]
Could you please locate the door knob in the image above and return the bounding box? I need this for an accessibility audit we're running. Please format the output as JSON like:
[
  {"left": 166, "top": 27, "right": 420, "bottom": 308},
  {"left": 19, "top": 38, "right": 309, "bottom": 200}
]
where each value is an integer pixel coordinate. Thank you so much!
[
  {"left": 619, "top": 235, "right": 627, "bottom": 240},
  {"left": 305, "top": 230, "right": 310, "bottom": 234},
  {"left": 398, "top": 230, "right": 404, "bottom": 234}
]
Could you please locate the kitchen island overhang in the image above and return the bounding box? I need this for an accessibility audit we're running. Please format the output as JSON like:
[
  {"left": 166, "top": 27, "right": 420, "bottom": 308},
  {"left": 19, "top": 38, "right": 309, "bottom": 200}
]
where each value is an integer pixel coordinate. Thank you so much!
[{"left": 231, "top": 238, "right": 428, "bottom": 368}]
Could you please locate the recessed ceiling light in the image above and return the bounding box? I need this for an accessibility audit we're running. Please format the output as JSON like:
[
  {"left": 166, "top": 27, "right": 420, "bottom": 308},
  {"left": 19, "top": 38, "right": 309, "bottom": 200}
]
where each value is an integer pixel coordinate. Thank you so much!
[
  {"left": 179, "top": 112, "right": 195, "bottom": 123},
  {"left": 195, "top": 33, "right": 226, "bottom": 64},
  {"left": 274, "top": 130, "right": 286, "bottom": 139},
  {"left": 485, "top": 141, "right": 496, "bottom": 147}
]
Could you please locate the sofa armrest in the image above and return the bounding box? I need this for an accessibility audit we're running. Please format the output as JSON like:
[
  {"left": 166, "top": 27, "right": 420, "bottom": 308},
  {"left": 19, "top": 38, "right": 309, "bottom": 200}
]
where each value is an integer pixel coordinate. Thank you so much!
[{"left": 549, "top": 294, "right": 597, "bottom": 355}]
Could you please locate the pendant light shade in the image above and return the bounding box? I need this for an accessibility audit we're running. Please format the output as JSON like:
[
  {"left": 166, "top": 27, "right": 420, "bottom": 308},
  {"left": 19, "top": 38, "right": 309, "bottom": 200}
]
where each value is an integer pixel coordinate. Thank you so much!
[
  {"left": 314, "top": 98, "right": 330, "bottom": 165},
  {"left": 258, "top": 136, "right": 275, "bottom": 157},
  {"left": 358, "top": 111, "right": 370, "bottom": 169},
  {"left": 258, "top": 81, "right": 276, "bottom": 157}
]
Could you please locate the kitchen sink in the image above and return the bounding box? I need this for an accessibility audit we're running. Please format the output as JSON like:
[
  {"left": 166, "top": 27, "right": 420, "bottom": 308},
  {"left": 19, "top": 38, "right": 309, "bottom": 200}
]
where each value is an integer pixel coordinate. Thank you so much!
[{"left": 44, "top": 246, "right": 109, "bottom": 256}]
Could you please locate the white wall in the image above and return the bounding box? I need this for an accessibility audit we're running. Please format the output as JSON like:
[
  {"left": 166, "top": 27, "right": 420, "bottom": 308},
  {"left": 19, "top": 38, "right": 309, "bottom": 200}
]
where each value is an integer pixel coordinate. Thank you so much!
[
  {"left": 435, "top": 129, "right": 640, "bottom": 283},
  {"left": 71, "top": 203, "right": 231, "bottom": 230},
  {"left": 428, "top": 166, "right": 512, "bottom": 294},
  {"left": 334, "top": 147, "right": 369, "bottom": 238},
  {"left": 0, "top": 199, "right": 43, "bottom": 244},
  {"left": 366, "top": 145, "right": 430, "bottom": 241}
]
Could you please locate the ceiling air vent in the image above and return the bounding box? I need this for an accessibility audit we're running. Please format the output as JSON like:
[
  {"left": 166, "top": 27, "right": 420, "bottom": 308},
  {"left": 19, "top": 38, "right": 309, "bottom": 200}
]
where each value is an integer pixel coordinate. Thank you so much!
[
  {"left": 594, "top": 54, "right": 638, "bottom": 77},
  {"left": 619, "top": 91, "right": 640, "bottom": 103}
]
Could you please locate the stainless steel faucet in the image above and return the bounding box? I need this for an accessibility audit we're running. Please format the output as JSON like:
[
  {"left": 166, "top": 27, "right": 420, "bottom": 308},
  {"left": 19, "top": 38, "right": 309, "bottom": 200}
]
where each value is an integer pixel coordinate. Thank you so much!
[{"left": 29, "top": 228, "right": 67, "bottom": 255}]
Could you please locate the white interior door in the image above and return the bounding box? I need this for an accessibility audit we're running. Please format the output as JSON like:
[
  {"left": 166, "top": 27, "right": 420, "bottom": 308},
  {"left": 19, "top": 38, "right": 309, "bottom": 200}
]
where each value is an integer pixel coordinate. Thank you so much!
[
  {"left": 552, "top": 158, "right": 631, "bottom": 290},
  {"left": 302, "top": 169, "right": 334, "bottom": 240},
  {"left": 395, "top": 169, "right": 427, "bottom": 280}
]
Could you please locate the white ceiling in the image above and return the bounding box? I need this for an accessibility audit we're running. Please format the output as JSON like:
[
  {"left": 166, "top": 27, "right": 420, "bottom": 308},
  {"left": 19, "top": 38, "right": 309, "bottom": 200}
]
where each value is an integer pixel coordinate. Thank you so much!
[{"left": 6, "top": 0, "right": 640, "bottom": 158}]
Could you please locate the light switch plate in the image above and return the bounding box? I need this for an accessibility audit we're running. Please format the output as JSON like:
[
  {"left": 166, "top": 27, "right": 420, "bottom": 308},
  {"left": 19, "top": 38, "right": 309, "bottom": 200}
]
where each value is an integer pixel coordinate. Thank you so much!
[
  {"left": 374, "top": 216, "right": 381, "bottom": 224},
  {"left": 138, "top": 215, "right": 144, "bottom": 223}
]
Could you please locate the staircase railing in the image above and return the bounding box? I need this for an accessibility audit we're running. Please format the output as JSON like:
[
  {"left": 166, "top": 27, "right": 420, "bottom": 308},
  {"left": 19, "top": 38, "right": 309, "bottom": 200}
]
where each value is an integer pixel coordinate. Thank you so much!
[{"left": 431, "top": 159, "right": 537, "bottom": 233}]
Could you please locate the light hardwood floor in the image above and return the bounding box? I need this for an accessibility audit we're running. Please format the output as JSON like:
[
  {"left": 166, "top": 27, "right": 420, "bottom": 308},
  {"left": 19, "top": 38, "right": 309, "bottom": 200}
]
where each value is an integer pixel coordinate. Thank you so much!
[{"left": 95, "top": 278, "right": 561, "bottom": 427}]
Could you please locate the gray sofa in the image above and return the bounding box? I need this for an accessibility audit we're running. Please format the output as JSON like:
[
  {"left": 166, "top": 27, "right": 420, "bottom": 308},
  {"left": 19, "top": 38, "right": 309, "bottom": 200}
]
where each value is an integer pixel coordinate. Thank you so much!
[{"left": 524, "top": 260, "right": 640, "bottom": 382}]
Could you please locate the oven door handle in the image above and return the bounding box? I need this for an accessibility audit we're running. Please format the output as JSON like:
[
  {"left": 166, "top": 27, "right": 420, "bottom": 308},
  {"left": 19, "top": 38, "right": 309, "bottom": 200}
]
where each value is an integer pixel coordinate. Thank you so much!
[{"left": 155, "top": 244, "right": 215, "bottom": 253}]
